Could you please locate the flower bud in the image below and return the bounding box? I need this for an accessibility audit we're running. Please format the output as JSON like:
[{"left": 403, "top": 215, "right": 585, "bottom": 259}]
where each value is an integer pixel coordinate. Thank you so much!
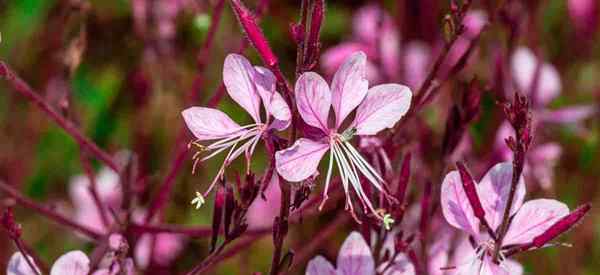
[{"left": 230, "top": 0, "right": 278, "bottom": 67}]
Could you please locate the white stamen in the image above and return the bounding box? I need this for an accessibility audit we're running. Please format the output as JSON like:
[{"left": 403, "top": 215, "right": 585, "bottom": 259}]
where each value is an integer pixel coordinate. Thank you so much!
[{"left": 320, "top": 148, "right": 335, "bottom": 211}]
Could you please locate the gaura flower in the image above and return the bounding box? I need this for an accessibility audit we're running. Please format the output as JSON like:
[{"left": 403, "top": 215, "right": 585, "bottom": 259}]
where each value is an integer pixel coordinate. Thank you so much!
[
  {"left": 306, "top": 231, "right": 415, "bottom": 275},
  {"left": 182, "top": 54, "right": 291, "bottom": 205},
  {"left": 68, "top": 163, "right": 184, "bottom": 268},
  {"left": 510, "top": 47, "right": 595, "bottom": 126},
  {"left": 321, "top": 5, "right": 430, "bottom": 89},
  {"left": 494, "top": 121, "right": 562, "bottom": 189},
  {"left": 441, "top": 162, "right": 570, "bottom": 274},
  {"left": 275, "top": 52, "right": 412, "bottom": 222}
]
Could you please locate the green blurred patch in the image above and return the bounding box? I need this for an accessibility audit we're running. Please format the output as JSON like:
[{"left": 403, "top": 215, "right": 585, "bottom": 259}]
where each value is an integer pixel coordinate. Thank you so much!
[{"left": 0, "top": 0, "right": 54, "bottom": 58}]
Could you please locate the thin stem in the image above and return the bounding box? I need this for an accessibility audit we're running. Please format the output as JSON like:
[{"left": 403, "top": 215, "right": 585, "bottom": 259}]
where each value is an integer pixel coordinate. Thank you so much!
[
  {"left": 0, "top": 182, "right": 102, "bottom": 240},
  {"left": 0, "top": 62, "right": 119, "bottom": 172}
]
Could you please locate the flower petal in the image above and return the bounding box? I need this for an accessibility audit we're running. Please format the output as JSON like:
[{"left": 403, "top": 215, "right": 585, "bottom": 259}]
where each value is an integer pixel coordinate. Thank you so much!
[
  {"left": 247, "top": 174, "right": 281, "bottom": 229},
  {"left": 7, "top": 252, "right": 41, "bottom": 275},
  {"left": 539, "top": 105, "right": 596, "bottom": 124},
  {"left": 306, "top": 256, "right": 337, "bottom": 275},
  {"left": 223, "top": 54, "right": 262, "bottom": 122},
  {"left": 379, "top": 254, "right": 416, "bottom": 275},
  {"left": 478, "top": 162, "right": 526, "bottom": 230},
  {"left": 275, "top": 138, "right": 329, "bottom": 182},
  {"left": 511, "top": 47, "right": 561, "bottom": 106},
  {"left": 440, "top": 171, "right": 480, "bottom": 237},
  {"left": 337, "top": 232, "right": 375, "bottom": 275},
  {"left": 50, "top": 251, "right": 90, "bottom": 275},
  {"left": 403, "top": 41, "right": 431, "bottom": 90},
  {"left": 331, "top": 51, "right": 369, "bottom": 128},
  {"left": 295, "top": 72, "right": 332, "bottom": 132},
  {"left": 181, "top": 107, "right": 245, "bottom": 141},
  {"left": 503, "top": 199, "right": 569, "bottom": 246},
  {"left": 253, "top": 66, "right": 291, "bottom": 128},
  {"left": 352, "top": 84, "right": 412, "bottom": 136}
]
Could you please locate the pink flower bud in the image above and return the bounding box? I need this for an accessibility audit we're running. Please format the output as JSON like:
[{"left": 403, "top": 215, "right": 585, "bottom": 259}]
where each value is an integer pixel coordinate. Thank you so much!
[
  {"left": 456, "top": 162, "right": 486, "bottom": 220},
  {"left": 568, "top": 0, "right": 598, "bottom": 38},
  {"left": 230, "top": 0, "right": 278, "bottom": 67},
  {"left": 396, "top": 153, "right": 412, "bottom": 204}
]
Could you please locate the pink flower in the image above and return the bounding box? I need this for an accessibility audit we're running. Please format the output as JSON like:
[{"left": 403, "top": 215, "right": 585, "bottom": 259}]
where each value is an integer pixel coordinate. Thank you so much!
[
  {"left": 441, "top": 162, "right": 570, "bottom": 274},
  {"left": 68, "top": 165, "right": 184, "bottom": 268},
  {"left": 69, "top": 167, "right": 122, "bottom": 235},
  {"left": 276, "top": 52, "right": 412, "bottom": 222},
  {"left": 182, "top": 54, "right": 291, "bottom": 204},
  {"left": 321, "top": 5, "right": 430, "bottom": 89},
  {"left": 494, "top": 121, "right": 562, "bottom": 189},
  {"left": 8, "top": 251, "right": 90, "bottom": 275},
  {"left": 246, "top": 174, "right": 282, "bottom": 230},
  {"left": 306, "top": 231, "right": 415, "bottom": 275},
  {"left": 510, "top": 47, "right": 595, "bottom": 124}
]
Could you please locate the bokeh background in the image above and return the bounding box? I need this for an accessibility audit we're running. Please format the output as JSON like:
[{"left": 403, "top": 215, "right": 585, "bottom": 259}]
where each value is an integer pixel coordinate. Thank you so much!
[{"left": 0, "top": 0, "right": 599, "bottom": 274}]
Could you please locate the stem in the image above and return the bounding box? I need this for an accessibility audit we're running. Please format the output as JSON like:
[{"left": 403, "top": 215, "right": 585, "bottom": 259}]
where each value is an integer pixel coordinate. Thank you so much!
[
  {"left": 0, "top": 62, "right": 119, "bottom": 172},
  {"left": 0, "top": 182, "right": 102, "bottom": 240},
  {"left": 269, "top": 175, "right": 291, "bottom": 275},
  {"left": 493, "top": 151, "right": 525, "bottom": 260}
]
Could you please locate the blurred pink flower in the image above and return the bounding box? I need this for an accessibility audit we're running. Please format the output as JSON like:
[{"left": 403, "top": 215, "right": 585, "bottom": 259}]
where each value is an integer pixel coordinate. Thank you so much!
[
  {"left": 494, "top": 121, "right": 562, "bottom": 189},
  {"left": 568, "top": 0, "right": 598, "bottom": 38},
  {"left": 8, "top": 251, "right": 90, "bottom": 275},
  {"left": 510, "top": 47, "right": 595, "bottom": 124},
  {"left": 441, "top": 162, "right": 569, "bottom": 274},
  {"left": 69, "top": 167, "right": 122, "bottom": 235},
  {"left": 68, "top": 166, "right": 184, "bottom": 268},
  {"left": 276, "top": 52, "right": 412, "bottom": 222},
  {"left": 306, "top": 231, "right": 415, "bottom": 275},
  {"left": 246, "top": 174, "right": 282, "bottom": 230},
  {"left": 182, "top": 54, "right": 291, "bottom": 202},
  {"left": 321, "top": 5, "right": 429, "bottom": 89}
]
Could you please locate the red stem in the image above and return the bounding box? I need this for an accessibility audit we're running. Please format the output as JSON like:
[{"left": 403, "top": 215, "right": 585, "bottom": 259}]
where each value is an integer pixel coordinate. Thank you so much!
[{"left": 0, "top": 62, "right": 119, "bottom": 172}]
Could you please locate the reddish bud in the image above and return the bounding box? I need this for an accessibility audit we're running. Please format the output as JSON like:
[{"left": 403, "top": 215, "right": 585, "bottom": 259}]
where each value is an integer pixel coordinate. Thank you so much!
[
  {"left": 456, "top": 162, "right": 486, "bottom": 220},
  {"left": 1, "top": 208, "right": 21, "bottom": 239},
  {"left": 230, "top": 0, "right": 278, "bottom": 67},
  {"left": 396, "top": 153, "right": 412, "bottom": 204},
  {"left": 419, "top": 181, "right": 432, "bottom": 235},
  {"left": 211, "top": 185, "right": 227, "bottom": 252},
  {"left": 289, "top": 22, "right": 305, "bottom": 44},
  {"left": 223, "top": 185, "right": 235, "bottom": 239},
  {"left": 532, "top": 203, "right": 591, "bottom": 248}
]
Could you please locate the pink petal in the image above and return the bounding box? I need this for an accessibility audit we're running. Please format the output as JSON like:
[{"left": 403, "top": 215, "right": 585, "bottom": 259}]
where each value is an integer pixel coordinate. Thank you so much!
[
  {"left": 462, "top": 10, "right": 488, "bottom": 39},
  {"left": 478, "top": 162, "right": 526, "bottom": 230},
  {"left": 511, "top": 47, "right": 561, "bottom": 106},
  {"left": 378, "top": 254, "right": 416, "bottom": 275},
  {"left": 306, "top": 256, "right": 337, "bottom": 275},
  {"left": 181, "top": 107, "right": 244, "bottom": 141},
  {"left": 352, "top": 84, "right": 412, "bottom": 135},
  {"left": 403, "top": 41, "right": 431, "bottom": 90},
  {"left": 246, "top": 174, "right": 281, "bottom": 229},
  {"left": 379, "top": 28, "right": 401, "bottom": 81},
  {"left": 135, "top": 233, "right": 183, "bottom": 267},
  {"left": 223, "top": 54, "right": 263, "bottom": 122},
  {"left": 253, "top": 66, "right": 291, "bottom": 129},
  {"left": 295, "top": 72, "right": 332, "bottom": 132},
  {"left": 440, "top": 171, "right": 480, "bottom": 237},
  {"left": 50, "top": 251, "right": 90, "bottom": 275},
  {"left": 539, "top": 105, "right": 596, "bottom": 124},
  {"left": 503, "top": 199, "right": 569, "bottom": 246},
  {"left": 7, "top": 252, "right": 41, "bottom": 275},
  {"left": 337, "top": 232, "right": 375, "bottom": 275},
  {"left": 321, "top": 43, "right": 374, "bottom": 76},
  {"left": 275, "top": 138, "right": 329, "bottom": 182},
  {"left": 353, "top": 5, "right": 383, "bottom": 43},
  {"left": 528, "top": 143, "right": 562, "bottom": 189},
  {"left": 331, "top": 51, "right": 369, "bottom": 128}
]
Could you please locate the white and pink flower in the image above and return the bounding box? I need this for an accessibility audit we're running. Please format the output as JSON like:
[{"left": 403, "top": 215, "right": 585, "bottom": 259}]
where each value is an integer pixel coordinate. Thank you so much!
[{"left": 275, "top": 52, "right": 411, "bottom": 223}]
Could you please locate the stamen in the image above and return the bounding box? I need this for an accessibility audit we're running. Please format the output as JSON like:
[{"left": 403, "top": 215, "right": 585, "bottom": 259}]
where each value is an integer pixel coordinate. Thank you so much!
[{"left": 319, "top": 148, "right": 335, "bottom": 211}]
